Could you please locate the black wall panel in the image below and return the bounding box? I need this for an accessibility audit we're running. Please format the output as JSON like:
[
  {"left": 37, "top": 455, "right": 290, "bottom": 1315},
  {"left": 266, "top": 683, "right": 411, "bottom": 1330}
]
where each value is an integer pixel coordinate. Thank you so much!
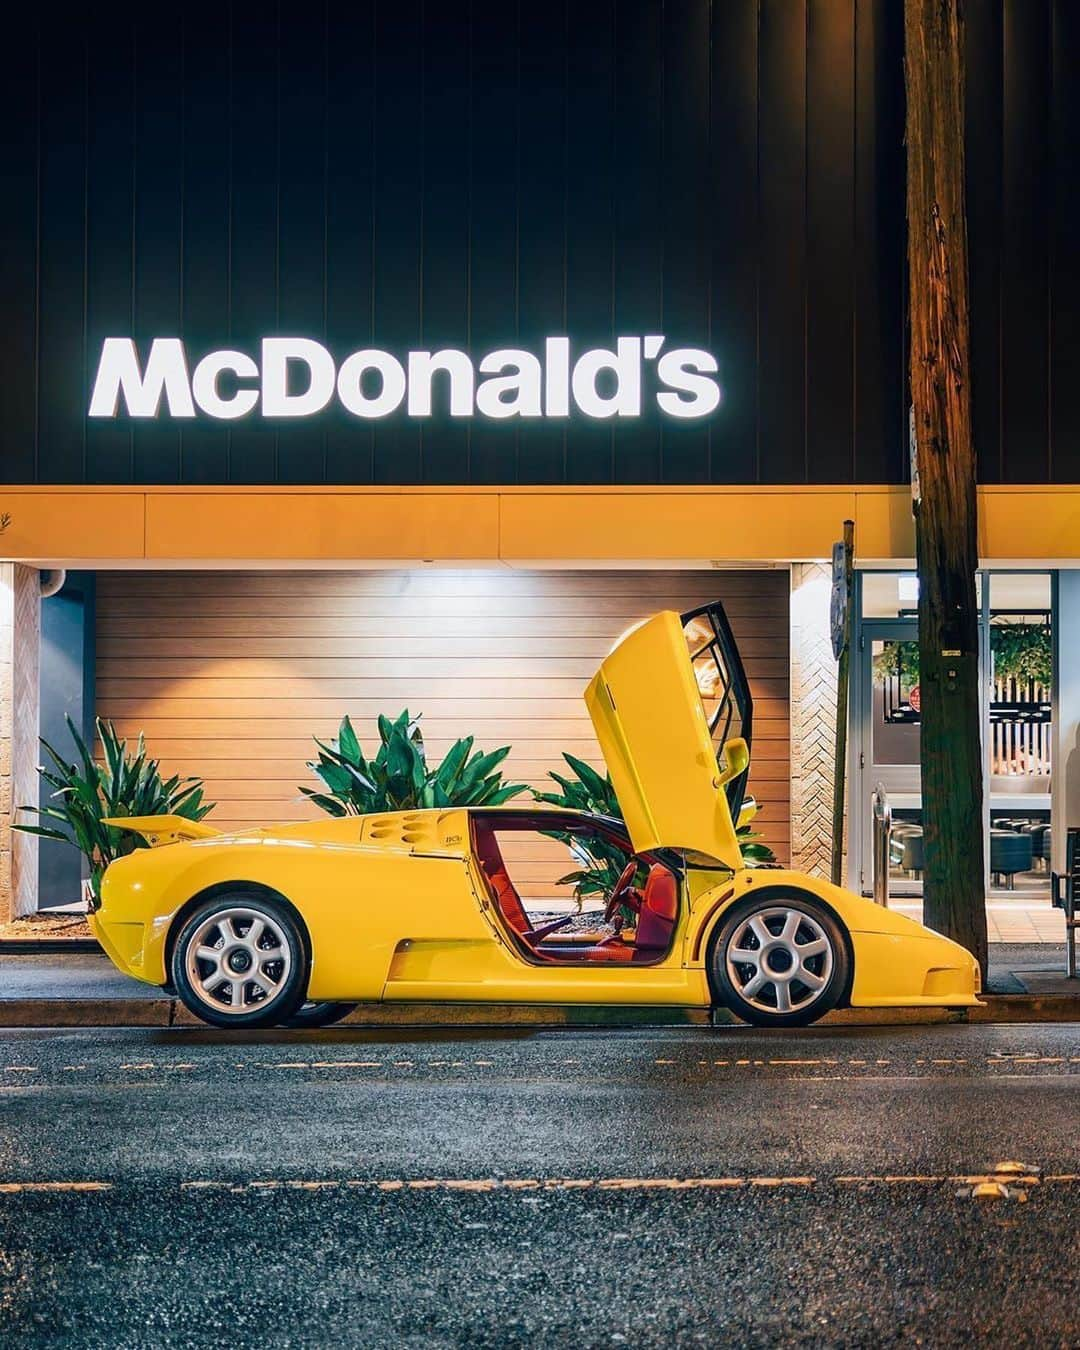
[
  {"left": 85, "top": 10, "right": 137, "bottom": 485},
  {"left": 1000, "top": 0, "right": 1050, "bottom": 485},
  {"left": 324, "top": 6, "right": 376, "bottom": 485},
  {"left": 806, "top": 0, "right": 856, "bottom": 484},
  {"left": 179, "top": 1, "right": 232, "bottom": 485},
  {"left": 36, "top": 25, "right": 88, "bottom": 485},
  {"left": 0, "top": 0, "right": 1074, "bottom": 487},
  {"left": 0, "top": 20, "right": 38, "bottom": 484},
  {"left": 1050, "top": 0, "right": 1080, "bottom": 484},
  {"left": 966, "top": 0, "right": 1004, "bottom": 484},
  {"left": 853, "top": 0, "right": 904, "bottom": 486},
  {"left": 708, "top": 0, "right": 759, "bottom": 484}
]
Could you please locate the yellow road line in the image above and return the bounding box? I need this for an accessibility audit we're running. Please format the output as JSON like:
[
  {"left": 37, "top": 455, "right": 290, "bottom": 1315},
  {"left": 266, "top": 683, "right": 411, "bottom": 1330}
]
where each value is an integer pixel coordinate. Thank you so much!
[
  {"left": 0, "top": 1181, "right": 111, "bottom": 1193},
  {"left": 309, "top": 1061, "right": 382, "bottom": 1069},
  {"left": 27, "top": 1172, "right": 1071, "bottom": 1199},
  {"left": 749, "top": 1176, "right": 815, "bottom": 1187},
  {"left": 173, "top": 1175, "right": 820, "bottom": 1194}
]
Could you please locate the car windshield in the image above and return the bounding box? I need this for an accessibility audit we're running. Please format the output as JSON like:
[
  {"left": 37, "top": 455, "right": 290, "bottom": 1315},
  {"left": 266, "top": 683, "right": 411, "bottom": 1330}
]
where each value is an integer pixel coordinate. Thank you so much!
[{"left": 680, "top": 603, "right": 754, "bottom": 824}]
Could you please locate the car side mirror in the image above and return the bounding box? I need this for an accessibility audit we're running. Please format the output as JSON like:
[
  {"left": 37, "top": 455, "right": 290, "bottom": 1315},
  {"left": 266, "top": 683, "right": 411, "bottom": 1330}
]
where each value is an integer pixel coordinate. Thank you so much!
[{"left": 714, "top": 736, "right": 749, "bottom": 788}]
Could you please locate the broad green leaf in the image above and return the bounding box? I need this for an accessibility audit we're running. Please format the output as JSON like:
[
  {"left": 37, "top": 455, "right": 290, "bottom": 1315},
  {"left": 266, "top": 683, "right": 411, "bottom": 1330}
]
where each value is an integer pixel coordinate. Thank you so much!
[
  {"left": 337, "top": 715, "right": 362, "bottom": 767},
  {"left": 298, "top": 787, "right": 350, "bottom": 817},
  {"left": 434, "top": 737, "right": 472, "bottom": 790},
  {"left": 12, "top": 823, "right": 72, "bottom": 843}
]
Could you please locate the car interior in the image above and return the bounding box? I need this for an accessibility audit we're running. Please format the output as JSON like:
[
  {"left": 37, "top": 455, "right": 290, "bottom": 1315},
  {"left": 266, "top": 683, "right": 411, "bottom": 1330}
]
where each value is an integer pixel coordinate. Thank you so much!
[{"left": 471, "top": 813, "right": 681, "bottom": 966}]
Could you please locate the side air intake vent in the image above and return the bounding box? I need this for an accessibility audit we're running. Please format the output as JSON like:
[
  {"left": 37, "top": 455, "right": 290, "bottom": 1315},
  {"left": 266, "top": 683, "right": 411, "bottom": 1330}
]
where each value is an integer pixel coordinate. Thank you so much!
[{"left": 363, "top": 812, "right": 441, "bottom": 851}]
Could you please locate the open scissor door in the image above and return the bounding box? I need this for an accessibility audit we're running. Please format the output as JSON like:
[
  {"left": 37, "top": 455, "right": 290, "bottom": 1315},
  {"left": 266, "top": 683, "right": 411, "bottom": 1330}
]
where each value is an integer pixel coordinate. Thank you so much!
[
  {"left": 584, "top": 602, "right": 753, "bottom": 870},
  {"left": 680, "top": 602, "right": 754, "bottom": 829}
]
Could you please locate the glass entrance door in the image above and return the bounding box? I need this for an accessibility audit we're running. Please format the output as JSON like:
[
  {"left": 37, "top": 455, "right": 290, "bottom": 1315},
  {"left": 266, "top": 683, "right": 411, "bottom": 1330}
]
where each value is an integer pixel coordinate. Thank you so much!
[
  {"left": 986, "top": 573, "right": 1052, "bottom": 898},
  {"left": 856, "top": 622, "right": 922, "bottom": 897},
  {"left": 853, "top": 570, "right": 1054, "bottom": 906}
]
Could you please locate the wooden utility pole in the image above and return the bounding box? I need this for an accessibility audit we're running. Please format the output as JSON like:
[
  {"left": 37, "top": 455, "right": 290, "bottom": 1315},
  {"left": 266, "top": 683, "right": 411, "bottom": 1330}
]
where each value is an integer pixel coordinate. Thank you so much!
[
  {"left": 830, "top": 520, "right": 855, "bottom": 888},
  {"left": 904, "top": 0, "right": 987, "bottom": 974}
]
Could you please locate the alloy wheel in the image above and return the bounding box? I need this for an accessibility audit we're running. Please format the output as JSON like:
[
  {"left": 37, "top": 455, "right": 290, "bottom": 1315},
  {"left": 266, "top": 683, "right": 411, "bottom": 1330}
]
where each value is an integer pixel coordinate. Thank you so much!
[
  {"left": 184, "top": 906, "right": 293, "bottom": 1016},
  {"left": 724, "top": 905, "right": 835, "bottom": 1016}
]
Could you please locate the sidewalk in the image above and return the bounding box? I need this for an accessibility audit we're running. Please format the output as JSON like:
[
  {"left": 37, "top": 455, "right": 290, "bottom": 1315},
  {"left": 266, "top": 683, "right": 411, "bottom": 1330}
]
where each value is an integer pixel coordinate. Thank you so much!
[
  {"left": 0, "top": 945, "right": 1075, "bottom": 1027},
  {"left": 892, "top": 899, "right": 1066, "bottom": 944}
]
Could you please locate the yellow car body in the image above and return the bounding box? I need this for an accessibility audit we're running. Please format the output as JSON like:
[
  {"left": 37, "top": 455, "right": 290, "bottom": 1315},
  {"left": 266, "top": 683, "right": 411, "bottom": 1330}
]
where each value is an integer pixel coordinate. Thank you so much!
[{"left": 92, "top": 603, "right": 980, "bottom": 1025}]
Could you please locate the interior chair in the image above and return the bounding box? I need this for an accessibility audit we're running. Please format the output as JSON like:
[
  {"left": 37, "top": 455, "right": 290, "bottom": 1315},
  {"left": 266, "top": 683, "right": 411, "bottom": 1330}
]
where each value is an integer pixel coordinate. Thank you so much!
[
  {"left": 586, "top": 864, "right": 678, "bottom": 963},
  {"left": 473, "top": 826, "right": 575, "bottom": 946},
  {"left": 990, "top": 829, "right": 1033, "bottom": 890},
  {"left": 900, "top": 828, "right": 924, "bottom": 878}
]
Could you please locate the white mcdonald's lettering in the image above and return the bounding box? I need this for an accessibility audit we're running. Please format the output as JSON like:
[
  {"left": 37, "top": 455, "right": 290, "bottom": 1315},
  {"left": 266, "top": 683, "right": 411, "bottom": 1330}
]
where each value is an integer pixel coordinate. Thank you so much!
[{"left": 88, "top": 336, "right": 722, "bottom": 422}]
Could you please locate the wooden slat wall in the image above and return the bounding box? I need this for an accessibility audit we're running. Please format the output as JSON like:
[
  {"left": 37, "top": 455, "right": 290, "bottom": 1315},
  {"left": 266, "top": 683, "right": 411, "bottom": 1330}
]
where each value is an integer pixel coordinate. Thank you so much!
[{"left": 95, "top": 570, "right": 790, "bottom": 864}]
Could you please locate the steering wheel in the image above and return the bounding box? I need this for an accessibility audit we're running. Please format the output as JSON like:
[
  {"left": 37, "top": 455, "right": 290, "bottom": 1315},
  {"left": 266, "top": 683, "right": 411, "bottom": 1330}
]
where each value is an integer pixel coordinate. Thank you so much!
[{"left": 604, "top": 861, "right": 642, "bottom": 926}]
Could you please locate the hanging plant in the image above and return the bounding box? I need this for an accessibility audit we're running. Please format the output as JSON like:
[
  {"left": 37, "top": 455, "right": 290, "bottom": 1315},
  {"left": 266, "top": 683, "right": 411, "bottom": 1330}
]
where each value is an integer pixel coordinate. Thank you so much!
[
  {"left": 871, "top": 625, "right": 1051, "bottom": 692},
  {"left": 872, "top": 641, "right": 920, "bottom": 688},
  {"left": 990, "top": 623, "right": 1051, "bottom": 688}
]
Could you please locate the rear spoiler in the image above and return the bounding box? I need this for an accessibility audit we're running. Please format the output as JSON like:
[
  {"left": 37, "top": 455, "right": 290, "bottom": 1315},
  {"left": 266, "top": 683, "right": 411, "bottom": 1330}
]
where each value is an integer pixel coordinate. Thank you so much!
[{"left": 102, "top": 815, "right": 220, "bottom": 847}]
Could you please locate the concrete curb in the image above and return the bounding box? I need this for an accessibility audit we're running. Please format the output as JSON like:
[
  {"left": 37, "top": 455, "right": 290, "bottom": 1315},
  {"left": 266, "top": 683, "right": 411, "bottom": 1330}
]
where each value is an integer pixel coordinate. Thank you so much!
[
  {"left": 0, "top": 939, "right": 101, "bottom": 956},
  {"left": 0, "top": 994, "right": 1076, "bottom": 1029}
]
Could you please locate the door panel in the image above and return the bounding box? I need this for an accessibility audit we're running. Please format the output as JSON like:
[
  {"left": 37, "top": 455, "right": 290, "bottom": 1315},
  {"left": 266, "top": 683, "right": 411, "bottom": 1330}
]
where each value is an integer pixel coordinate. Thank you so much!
[{"left": 857, "top": 622, "right": 922, "bottom": 898}]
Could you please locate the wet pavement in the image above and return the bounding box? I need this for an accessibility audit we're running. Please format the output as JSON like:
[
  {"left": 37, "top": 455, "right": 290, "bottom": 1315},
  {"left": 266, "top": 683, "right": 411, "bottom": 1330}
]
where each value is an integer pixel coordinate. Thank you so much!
[{"left": 0, "top": 1023, "right": 1077, "bottom": 1346}]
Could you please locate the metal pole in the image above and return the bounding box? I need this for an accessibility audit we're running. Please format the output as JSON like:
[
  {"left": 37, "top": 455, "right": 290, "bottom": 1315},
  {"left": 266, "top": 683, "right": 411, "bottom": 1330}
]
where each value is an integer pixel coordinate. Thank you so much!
[{"left": 871, "top": 783, "right": 892, "bottom": 907}]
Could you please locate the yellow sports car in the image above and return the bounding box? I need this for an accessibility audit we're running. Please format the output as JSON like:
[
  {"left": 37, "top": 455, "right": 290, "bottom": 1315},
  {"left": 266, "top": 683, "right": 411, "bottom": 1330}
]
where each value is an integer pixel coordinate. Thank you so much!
[{"left": 91, "top": 603, "right": 980, "bottom": 1029}]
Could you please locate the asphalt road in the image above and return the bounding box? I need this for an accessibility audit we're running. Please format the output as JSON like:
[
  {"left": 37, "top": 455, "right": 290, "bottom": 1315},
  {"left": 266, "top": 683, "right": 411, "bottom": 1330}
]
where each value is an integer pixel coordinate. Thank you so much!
[{"left": 0, "top": 1023, "right": 1077, "bottom": 1348}]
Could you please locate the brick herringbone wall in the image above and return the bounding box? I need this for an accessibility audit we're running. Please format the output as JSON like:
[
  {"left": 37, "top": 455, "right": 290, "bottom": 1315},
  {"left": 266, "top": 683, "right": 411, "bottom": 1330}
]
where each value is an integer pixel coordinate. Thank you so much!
[{"left": 790, "top": 564, "right": 841, "bottom": 879}]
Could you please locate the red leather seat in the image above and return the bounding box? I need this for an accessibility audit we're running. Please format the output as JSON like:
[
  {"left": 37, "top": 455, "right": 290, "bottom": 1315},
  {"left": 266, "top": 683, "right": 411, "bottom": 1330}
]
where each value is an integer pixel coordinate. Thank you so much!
[
  {"left": 474, "top": 827, "right": 530, "bottom": 934},
  {"left": 586, "top": 864, "right": 678, "bottom": 962},
  {"left": 635, "top": 865, "right": 678, "bottom": 950}
]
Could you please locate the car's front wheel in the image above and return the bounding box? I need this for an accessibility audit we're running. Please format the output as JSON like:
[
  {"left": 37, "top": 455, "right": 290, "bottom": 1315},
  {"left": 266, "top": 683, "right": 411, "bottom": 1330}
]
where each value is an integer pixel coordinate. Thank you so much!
[
  {"left": 709, "top": 893, "right": 850, "bottom": 1028},
  {"left": 171, "top": 894, "right": 309, "bottom": 1029}
]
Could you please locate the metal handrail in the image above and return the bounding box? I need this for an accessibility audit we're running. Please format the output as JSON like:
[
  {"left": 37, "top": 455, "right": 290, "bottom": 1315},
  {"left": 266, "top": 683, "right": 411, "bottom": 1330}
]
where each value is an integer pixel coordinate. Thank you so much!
[{"left": 871, "top": 783, "right": 892, "bottom": 908}]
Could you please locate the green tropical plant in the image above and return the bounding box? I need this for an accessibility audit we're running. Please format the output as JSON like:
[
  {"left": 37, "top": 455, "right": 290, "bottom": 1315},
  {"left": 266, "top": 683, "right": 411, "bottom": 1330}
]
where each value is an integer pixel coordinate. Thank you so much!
[
  {"left": 301, "top": 711, "right": 527, "bottom": 816},
  {"left": 873, "top": 640, "right": 920, "bottom": 688},
  {"left": 533, "top": 754, "right": 632, "bottom": 908},
  {"left": 872, "top": 626, "right": 1052, "bottom": 692},
  {"left": 14, "top": 716, "right": 214, "bottom": 901},
  {"left": 534, "top": 752, "right": 776, "bottom": 907},
  {"left": 990, "top": 622, "right": 1052, "bottom": 687}
]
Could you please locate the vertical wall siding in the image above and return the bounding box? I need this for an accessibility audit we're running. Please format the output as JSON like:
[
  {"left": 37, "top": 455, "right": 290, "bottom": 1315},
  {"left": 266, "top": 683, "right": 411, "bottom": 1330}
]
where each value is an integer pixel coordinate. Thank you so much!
[
  {"left": 965, "top": 0, "right": 1080, "bottom": 483},
  {"left": 2, "top": 0, "right": 911, "bottom": 488},
  {"left": 2, "top": 1, "right": 1074, "bottom": 489},
  {"left": 94, "top": 569, "right": 791, "bottom": 862}
]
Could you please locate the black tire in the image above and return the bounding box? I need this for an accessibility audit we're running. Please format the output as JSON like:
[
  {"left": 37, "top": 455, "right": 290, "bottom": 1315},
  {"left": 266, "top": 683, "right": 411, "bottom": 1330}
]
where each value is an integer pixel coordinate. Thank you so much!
[
  {"left": 170, "top": 892, "right": 309, "bottom": 1029},
  {"left": 282, "top": 1001, "right": 358, "bottom": 1029},
  {"left": 709, "top": 891, "right": 850, "bottom": 1028}
]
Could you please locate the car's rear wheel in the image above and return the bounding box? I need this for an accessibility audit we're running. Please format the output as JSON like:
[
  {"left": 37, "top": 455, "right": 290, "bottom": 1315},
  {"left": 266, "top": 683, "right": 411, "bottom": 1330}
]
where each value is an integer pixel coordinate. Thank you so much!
[
  {"left": 282, "top": 1001, "right": 358, "bottom": 1029},
  {"left": 709, "top": 893, "right": 849, "bottom": 1028},
  {"left": 171, "top": 894, "right": 308, "bottom": 1029}
]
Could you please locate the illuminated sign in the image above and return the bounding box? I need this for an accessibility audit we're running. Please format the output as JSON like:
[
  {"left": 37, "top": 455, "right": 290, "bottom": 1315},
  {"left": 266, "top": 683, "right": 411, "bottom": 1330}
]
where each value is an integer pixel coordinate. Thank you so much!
[{"left": 88, "top": 336, "right": 721, "bottom": 422}]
